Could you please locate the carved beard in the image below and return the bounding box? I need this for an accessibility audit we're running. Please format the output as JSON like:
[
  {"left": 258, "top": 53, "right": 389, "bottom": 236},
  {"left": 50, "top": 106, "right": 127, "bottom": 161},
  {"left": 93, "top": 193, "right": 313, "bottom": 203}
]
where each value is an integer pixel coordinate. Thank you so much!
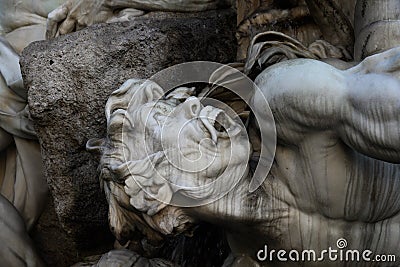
[{"left": 158, "top": 155, "right": 250, "bottom": 205}]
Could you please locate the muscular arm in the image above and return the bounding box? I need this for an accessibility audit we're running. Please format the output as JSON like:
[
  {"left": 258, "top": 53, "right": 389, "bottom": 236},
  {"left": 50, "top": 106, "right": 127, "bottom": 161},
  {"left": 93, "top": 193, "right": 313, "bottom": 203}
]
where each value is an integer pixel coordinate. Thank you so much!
[
  {"left": 339, "top": 73, "right": 400, "bottom": 162},
  {"left": 254, "top": 54, "right": 400, "bottom": 163}
]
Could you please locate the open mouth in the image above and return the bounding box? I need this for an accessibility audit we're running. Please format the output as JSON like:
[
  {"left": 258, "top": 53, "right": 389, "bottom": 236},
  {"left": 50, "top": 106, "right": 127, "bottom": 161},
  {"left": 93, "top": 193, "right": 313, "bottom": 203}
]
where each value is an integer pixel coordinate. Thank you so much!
[{"left": 199, "top": 106, "right": 240, "bottom": 143}]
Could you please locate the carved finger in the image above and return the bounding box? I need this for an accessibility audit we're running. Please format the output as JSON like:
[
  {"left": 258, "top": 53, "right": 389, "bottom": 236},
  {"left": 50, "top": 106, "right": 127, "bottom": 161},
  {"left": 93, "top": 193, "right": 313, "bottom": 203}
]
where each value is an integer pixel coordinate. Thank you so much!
[
  {"left": 76, "top": 18, "right": 88, "bottom": 31},
  {"left": 105, "top": 0, "right": 143, "bottom": 8},
  {"left": 106, "top": 8, "right": 145, "bottom": 23},
  {"left": 58, "top": 18, "right": 77, "bottom": 36},
  {"left": 46, "top": 5, "right": 69, "bottom": 39}
]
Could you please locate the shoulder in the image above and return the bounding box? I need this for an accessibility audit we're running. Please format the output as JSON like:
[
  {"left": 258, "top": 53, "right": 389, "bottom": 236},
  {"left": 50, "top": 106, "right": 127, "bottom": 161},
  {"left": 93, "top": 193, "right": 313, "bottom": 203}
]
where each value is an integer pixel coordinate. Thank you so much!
[
  {"left": 255, "top": 59, "right": 344, "bottom": 93},
  {"left": 251, "top": 59, "right": 349, "bottom": 143},
  {"left": 253, "top": 59, "right": 347, "bottom": 112}
]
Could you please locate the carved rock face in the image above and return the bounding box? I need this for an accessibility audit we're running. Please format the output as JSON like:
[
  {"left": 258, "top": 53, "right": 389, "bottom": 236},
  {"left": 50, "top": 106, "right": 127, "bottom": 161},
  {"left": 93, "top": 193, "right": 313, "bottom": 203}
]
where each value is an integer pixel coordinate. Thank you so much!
[{"left": 88, "top": 79, "right": 250, "bottom": 243}]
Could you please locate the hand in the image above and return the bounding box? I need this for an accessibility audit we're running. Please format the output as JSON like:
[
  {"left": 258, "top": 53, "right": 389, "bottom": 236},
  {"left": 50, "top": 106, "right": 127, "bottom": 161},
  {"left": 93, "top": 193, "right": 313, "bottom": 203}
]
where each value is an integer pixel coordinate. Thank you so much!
[
  {"left": 46, "top": 0, "right": 114, "bottom": 39},
  {"left": 46, "top": 0, "right": 228, "bottom": 38}
]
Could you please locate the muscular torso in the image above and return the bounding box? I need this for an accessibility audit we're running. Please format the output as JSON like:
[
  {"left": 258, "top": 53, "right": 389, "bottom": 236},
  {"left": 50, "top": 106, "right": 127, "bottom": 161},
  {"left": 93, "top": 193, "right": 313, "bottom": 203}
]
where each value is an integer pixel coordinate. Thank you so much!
[
  {"left": 221, "top": 140, "right": 400, "bottom": 266},
  {"left": 266, "top": 138, "right": 400, "bottom": 261},
  {"left": 275, "top": 135, "right": 400, "bottom": 222},
  {"left": 220, "top": 59, "right": 400, "bottom": 266}
]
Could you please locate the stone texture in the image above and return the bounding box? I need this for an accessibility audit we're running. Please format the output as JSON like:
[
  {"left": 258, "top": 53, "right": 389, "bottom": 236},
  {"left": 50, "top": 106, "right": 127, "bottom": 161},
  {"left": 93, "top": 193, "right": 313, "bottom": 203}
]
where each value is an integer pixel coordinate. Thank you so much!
[
  {"left": 31, "top": 196, "right": 114, "bottom": 267},
  {"left": 20, "top": 9, "right": 236, "bottom": 266}
]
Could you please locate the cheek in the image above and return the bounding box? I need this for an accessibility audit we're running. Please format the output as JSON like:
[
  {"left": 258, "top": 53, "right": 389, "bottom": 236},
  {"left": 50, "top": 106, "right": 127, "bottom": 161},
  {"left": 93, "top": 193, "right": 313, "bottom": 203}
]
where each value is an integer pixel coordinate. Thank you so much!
[
  {"left": 235, "top": 141, "right": 252, "bottom": 161},
  {"left": 161, "top": 119, "right": 195, "bottom": 141},
  {"left": 217, "top": 139, "right": 251, "bottom": 164}
]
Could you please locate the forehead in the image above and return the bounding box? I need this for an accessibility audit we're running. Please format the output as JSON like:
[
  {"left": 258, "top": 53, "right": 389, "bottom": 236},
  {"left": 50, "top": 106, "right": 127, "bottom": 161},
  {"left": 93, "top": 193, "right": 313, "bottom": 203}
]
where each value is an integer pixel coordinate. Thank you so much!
[{"left": 132, "top": 99, "right": 179, "bottom": 129}]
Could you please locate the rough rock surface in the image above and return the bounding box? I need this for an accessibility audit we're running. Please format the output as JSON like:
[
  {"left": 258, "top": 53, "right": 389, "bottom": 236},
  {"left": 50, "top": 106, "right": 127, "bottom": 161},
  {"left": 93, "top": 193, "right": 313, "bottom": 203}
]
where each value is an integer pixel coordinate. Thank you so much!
[{"left": 20, "top": 9, "right": 236, "bottom": 266}]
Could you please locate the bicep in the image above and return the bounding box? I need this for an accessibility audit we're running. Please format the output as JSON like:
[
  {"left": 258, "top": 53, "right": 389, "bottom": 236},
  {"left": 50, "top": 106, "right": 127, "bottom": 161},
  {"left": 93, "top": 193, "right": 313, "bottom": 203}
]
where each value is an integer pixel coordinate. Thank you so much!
[
  {"left": 255, "top": 59, "right": 400, "bottom": 163},
  {"left": 254, "top": 59, "right": 347, "bottom": 143}
]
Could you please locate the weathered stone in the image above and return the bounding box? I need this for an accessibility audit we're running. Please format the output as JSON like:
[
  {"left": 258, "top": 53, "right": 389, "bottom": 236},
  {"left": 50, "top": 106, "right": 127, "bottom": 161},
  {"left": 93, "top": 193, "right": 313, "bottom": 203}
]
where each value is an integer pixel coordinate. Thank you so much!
[
  {"left": 31, "top": 196, "right": 114, "bottom": 267},
  {"left": 20, "top": 9, "right": 236, "bottom": 265}
]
